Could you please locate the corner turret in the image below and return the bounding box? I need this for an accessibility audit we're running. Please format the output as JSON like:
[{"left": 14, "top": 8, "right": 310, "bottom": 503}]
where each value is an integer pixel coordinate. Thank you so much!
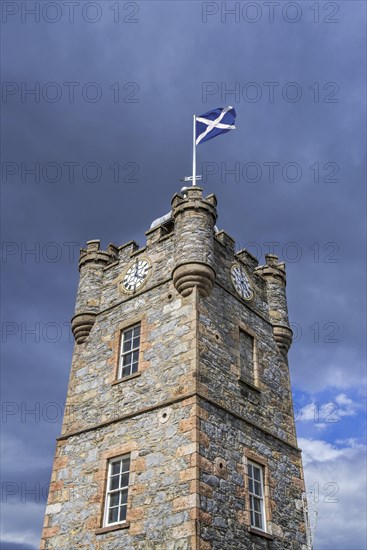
[
  {"left": 171, "top": 186, "right": 217, "bottom": 297},
  {"left": 71, "top": 240, "right": 118, "bottom": 344},
  {"left": 256, "top": 253, "right": 293, "bottom": 355}
]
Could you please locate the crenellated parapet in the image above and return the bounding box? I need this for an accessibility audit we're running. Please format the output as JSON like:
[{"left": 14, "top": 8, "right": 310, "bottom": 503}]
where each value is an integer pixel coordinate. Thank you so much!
[
  {"left": 256, "top": 254, "right": 293, "bottom": 355},
  {"left": 71, "top": 240, "right": 118, "bottom": 344},
  {"left": 78, "top": 240, "right": 118, "bottom": 270},
  {"left": 171, "top": 187, "right": 217, "bottom": 297}
]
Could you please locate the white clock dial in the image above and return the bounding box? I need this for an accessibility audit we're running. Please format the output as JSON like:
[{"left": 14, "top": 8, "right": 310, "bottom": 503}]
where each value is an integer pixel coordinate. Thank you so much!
[
  {"left": 121, "top": 259, "right": 151, "bottom": 293},
  {"left": 231, "top": 264, "right": 253, "bottom": 301}
]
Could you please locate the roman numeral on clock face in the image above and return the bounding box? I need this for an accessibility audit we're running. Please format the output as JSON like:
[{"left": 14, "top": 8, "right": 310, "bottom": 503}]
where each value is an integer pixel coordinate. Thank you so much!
[
  {"left": 121, "top": 259, "right": 151, "bottom": 294},
  {"left": 230, "top": 264, "right": 253, "bottom": 301}
]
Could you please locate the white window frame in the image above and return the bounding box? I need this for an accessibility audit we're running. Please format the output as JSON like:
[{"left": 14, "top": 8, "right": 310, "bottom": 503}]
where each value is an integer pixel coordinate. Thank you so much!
[
  {"left": 103, "top": 454, "right": 131, "bottom": 526},
  {"left": 118, "top": 323, "right": 141, "bottom": 379},
  {"left": 247, "top": 460, "right": 267, "bottom": 531}
]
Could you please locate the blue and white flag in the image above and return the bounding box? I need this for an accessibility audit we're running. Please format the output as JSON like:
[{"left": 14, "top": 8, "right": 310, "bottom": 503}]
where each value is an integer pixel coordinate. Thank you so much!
[{"left": 196, "top": 106, "right": 237, "bottom": 146}]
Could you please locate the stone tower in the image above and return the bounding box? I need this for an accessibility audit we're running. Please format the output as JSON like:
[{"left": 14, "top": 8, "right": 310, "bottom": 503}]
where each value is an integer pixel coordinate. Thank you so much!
[{"left": 41, "top": 187, "right": 308, "bottom": 549}]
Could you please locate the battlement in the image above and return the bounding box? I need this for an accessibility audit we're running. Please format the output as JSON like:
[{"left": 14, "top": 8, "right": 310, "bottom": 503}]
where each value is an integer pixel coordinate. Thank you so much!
[
  {"left": 79, "top": 240, "right": 118, "bottom": 270},
  {"left": 236, "top": 246, "right": 259, "bottom": 271},
  {"left": 72, "top": 192, "right": 293, "bottom": 358},
  {"left": 256, "top": 253, "right": 287, "bottom": 285},
  {"left": 171, "top": 186, "right": 217, "bottom": 220}
]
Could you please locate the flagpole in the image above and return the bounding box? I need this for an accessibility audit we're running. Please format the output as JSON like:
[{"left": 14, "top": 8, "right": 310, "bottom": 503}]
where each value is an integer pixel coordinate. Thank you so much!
[{"left": 192, "top": 114, "right": 196, "bottom": 186}]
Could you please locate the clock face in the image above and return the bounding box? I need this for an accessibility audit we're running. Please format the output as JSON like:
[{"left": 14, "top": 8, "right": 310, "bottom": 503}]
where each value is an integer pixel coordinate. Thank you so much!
[
  {"left": 231, "top": 264, "right": 253, "bottom": 301},
  {"left": 121, "top": 259, "right": 151, "bottom": 294}
]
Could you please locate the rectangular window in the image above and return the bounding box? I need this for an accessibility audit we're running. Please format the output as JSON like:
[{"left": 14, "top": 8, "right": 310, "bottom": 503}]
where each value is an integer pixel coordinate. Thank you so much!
[
  {"left": 104, "top": 455, "right": 131, "bottom": 526},
  {"left": 240, "top": 329, "right": 254, "bottom": 382},
  {"left": 248, "top": 461, "right": 266, "bottom": 531},
  {"left": 118, "top": 323, "right": 140, "bottom": 379}
]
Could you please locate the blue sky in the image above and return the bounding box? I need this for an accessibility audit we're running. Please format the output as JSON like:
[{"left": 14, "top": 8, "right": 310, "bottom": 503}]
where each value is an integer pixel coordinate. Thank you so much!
[{"left": 1, "top": 1, "right": 366, "bottom": 548}]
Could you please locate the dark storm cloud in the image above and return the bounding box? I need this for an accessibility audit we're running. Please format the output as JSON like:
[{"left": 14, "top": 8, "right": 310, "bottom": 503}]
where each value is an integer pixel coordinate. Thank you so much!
[{"left": 1, "top": 1, "right": 365, "bottom": 548}]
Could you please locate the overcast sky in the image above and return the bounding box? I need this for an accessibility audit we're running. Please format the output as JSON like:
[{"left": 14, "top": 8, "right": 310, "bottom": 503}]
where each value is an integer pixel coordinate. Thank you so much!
[{"left": 1, "top": 1, "right": 366, "bottom": 548}]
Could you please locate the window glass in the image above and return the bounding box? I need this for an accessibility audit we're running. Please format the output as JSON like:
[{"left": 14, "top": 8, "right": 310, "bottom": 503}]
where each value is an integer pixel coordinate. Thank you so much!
[
  {"left": 118, "top": 324, "right": 141, "bottom": 379},
  {"left": 248, "top": 461, "right": 266, "bottom": 531},
  {"left": 104, "top": 455, "right": 131, "bottom": 526}
]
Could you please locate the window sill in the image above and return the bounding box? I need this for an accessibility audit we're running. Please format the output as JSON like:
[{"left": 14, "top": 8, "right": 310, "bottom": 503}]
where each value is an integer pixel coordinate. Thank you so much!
[
  {"left": 111, "top": 372, "right": 141, "bottom": 386},
  {"left": 248, "top": 527, "right": 273, "bottom": 540},
  {"left": 238, "top": 377, "right": 261, "bottom": 394},
  {"left": 95, "top": 522, "right": 130, "bottom": 535}
]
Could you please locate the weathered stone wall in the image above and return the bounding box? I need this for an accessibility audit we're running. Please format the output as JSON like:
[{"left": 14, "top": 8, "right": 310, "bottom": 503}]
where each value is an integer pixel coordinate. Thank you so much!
[
  {"left": 42, "top": 397, "right": 199, "bottom": 549},
  {"left": 62, "top": 281, "right": 195, "bottom": 435},
  {"left": 42, "top": 187, "right": 307, "bottom": 549},
  {"left": 197, "top": 398, "right": 307, "bottom": 550},
  {"left": 198, "top": 242, "right": 298, "bottom": 447}
]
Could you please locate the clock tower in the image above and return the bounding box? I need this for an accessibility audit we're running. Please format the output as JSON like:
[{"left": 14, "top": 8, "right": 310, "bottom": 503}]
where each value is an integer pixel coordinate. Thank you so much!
[{"left": 41, "top": 187, "right": 309, "bottom": 549}]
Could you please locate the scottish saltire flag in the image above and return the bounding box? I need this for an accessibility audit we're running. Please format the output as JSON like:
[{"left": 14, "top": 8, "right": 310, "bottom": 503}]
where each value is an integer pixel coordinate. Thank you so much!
[{"left": 196, "top": 106, "right": 237, "bottom": 146}]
